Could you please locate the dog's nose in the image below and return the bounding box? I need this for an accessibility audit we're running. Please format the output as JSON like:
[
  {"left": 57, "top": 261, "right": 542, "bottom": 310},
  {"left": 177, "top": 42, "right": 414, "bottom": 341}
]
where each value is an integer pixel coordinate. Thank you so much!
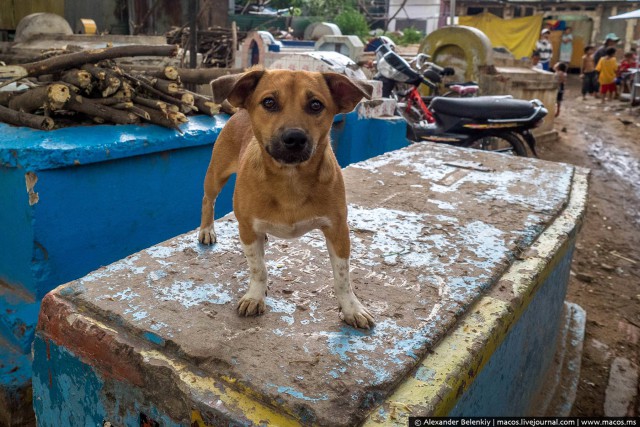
[{"left": 282, "top": 129, "right": 308, "bottom": 150}]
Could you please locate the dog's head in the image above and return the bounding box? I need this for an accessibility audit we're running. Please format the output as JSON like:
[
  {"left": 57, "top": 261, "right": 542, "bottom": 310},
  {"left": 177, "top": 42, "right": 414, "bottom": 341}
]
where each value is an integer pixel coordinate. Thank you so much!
[{"left": 211, "top": 68, "right": 373, "bottom": 165}]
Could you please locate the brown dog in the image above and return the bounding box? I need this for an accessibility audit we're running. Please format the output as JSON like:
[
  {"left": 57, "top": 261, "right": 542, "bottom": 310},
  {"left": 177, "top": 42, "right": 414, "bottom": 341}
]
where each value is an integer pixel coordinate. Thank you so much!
[{"left": 198, "top": 68, "right": 375, "bottom": 329}]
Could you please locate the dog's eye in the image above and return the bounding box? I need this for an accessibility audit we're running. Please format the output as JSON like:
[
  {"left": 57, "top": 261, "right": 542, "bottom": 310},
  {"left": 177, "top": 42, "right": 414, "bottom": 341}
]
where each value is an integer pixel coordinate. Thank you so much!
[
  {"left": 308, "top": 100, "right": 324, "bottom": 113},
  {"left": 261, "top": 97, "right": 277, "bottom": 111}
]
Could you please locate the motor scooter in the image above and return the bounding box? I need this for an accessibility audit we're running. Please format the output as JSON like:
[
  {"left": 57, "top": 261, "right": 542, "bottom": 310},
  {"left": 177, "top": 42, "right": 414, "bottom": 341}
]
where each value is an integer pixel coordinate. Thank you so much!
[{"left": 375, "top": 45, "right": 547, "bottom": 157}]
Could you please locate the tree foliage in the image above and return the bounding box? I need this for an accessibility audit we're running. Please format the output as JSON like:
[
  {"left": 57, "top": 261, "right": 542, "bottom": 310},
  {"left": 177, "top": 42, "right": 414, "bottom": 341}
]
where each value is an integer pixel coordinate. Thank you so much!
[{"left": 334, "top": 7, "right": 370, "bottom": 37}]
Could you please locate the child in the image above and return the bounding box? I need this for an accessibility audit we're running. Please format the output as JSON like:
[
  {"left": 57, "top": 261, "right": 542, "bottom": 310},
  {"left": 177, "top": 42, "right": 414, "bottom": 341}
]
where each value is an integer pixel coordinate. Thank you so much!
[
  {"left": 554, "top": 62, "right": 568, "bottom": 116},
  {"left": 596, "top": 47, "right": 618, "bottom": 103},
  {"left": 580, "top": 45, "right": 598, "bottom": 99},
  {"left": 617, "top": 51, "right": 638, "bottom": 93},
  {"left": 531, "top": 50, "right": 544, "bottom": 70}
]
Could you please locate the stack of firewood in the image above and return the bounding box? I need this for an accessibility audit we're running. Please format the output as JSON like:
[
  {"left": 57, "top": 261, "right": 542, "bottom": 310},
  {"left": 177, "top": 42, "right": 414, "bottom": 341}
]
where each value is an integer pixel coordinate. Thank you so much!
[
  {"left": 166, "top": 26, "right": 247, "bottom": 68},
  {"left": 0, "top": 44, "right": 227, "bottom": 131}
]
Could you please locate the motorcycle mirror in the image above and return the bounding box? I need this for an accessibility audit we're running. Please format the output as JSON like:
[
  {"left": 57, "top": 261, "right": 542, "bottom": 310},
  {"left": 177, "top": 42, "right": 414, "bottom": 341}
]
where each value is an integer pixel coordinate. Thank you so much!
[
  {"left": 423, "top": 69, "right": 442, "bottom": 84},
  {"left": 442, "top": 67, "right": 455, "bottom": 76}
]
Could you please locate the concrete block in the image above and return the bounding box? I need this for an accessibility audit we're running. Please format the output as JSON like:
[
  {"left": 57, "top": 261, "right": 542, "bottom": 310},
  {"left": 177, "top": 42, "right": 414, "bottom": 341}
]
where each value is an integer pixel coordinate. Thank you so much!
[
  {"left": 33, "top": 142, "right": 588, "bottom": 425},
  {"left": 0, "top": 115, "right": 229, "bottom": 424},
  {"left": 0, "top": 112, "right": 408, "bottom": 424}
]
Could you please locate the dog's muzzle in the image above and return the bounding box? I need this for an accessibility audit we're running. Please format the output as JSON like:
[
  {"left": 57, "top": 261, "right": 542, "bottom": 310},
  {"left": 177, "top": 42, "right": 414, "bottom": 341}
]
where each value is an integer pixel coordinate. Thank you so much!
[{"left": 266, "top": 129, "right": 314, "bottom": 164}]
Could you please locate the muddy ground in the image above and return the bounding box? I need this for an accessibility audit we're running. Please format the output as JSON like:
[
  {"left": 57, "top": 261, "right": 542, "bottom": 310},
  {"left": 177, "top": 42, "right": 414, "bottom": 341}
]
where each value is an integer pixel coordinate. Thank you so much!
[{"left": 536, "top": 75, "right": 639, "bottom": 416}]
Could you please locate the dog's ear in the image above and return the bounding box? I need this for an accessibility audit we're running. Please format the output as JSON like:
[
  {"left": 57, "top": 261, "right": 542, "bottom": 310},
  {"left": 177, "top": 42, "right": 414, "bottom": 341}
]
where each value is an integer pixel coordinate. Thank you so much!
[
  {"left": 211, "top": 69, "right": 265, "bottom": 108},
  {"left": 322, "top": 73, "right": 373, "bottom": 114}
]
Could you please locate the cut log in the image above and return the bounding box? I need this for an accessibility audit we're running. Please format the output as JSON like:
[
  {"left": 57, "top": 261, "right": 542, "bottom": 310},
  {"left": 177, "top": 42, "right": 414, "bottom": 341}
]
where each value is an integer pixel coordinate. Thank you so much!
[
  {"left": 221, "top": 99, "right": 237, "bottom": 115},
  {"left": 123, "top": 72, "right": 185, "bottom": 107},
  {"left": 181, "top": 90, "right": 219, "bottom": 116},
  {"left": 154, "top": 78, "right": 180, "bottom": 94},
  {"left": 119, "top": 66, "right": 243, "bottom": 84},
  {"left": 135, "top": 104, "right": 182, "bottom": 131},
  {"left": 132, "top": 94, "right": 169, "bottom": 114},
  {"left": 194, "top": 96, "right": 220, "bottom": 116},
  {"left": 37, "top": 74, "right": 55, "bottom": 83},
  {"left": 127, "top": 105, "right": 151, "bottom": 121},
  {"left": 65, "top": 94, "right": 139, "bottom": 125},
  {"left": 0, "top": 104, "right": 55, "bottom": 130},
  {"left": 91, "top": 96, "right": 125, "bottom": 106},
  {"left": 0, "top": 91, "right": 21, "bottom": 107},
  {"left": 8, "top": 84, "right": 71, "bottom": 113},
  {"left": 173, "top": 91, "right": 196, "bottom": 114},
  {"left": 168, "top": 111, "right": 188, "bottom": 125},
  {"left": 7, "top": 44, "right": 179, "bottom": 79},
  {"left": 81, "top": 64, "right": 122, "bottom": 97},
  {"left": 121, "top": 65, "right": 180, "bottom": 81},
  {"left": 61, "top": 69, "right": 94, "bottom": 94}
]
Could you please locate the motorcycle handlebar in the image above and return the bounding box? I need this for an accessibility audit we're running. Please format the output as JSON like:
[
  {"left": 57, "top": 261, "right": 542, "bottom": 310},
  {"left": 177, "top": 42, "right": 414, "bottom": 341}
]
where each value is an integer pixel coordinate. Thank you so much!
[{"left": 420, "top": 60, "right": 455, "bottom": 77}]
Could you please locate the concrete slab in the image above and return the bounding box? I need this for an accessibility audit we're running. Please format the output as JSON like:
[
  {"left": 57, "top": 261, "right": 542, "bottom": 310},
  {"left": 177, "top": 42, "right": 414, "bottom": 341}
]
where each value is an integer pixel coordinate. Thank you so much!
[
  {"left": 604, "top": 357, "right": 638, "bottom": 416},
  {"left": 34, "top": 142, "right": 581, "bottom": 426}
]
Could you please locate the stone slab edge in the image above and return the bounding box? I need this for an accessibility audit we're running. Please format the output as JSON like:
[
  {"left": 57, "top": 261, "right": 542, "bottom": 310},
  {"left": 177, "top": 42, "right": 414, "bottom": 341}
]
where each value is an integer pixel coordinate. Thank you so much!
[{"left": 362, "top": 167, "right": 590, "bottom": 424}]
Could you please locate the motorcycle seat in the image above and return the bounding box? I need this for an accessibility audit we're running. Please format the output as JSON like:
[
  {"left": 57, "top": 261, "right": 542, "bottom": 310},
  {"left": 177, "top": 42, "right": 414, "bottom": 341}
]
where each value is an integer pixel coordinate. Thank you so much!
[{"left": 430, "top": 96, "right": 535, "bottom": 120}]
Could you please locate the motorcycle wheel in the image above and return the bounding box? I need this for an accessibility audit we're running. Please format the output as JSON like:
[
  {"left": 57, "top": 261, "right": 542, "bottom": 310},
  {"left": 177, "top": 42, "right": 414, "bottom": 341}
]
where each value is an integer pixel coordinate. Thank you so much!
[{"left": 468, "top": 133, "right": 529, "bottom": 157}]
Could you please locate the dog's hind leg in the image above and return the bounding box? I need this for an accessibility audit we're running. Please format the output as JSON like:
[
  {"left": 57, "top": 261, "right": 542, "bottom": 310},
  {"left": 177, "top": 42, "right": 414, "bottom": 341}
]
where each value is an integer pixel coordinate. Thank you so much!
[
  {"left": 323, "top": 223, "right": 375, "bottom": 329},
  {"left": 237, "top": 225, "right": 268, "bottom": 316}
]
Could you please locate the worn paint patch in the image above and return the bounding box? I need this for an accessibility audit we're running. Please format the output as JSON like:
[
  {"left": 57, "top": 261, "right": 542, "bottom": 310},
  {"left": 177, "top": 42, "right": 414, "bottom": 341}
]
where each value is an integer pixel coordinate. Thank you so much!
[
  {"left": 155, "top": 280, "right": 233, "bottom": 308},
  {"left": 270, "top": 384, "right": 329, "bottom": 402},
  {"left": 25, "top": 171, "right": 39, "bottom": 205}
]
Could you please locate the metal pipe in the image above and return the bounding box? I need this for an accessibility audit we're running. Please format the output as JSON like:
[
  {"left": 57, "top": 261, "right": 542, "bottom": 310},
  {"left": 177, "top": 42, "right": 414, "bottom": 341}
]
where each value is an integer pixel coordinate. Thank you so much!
[{"left": 450, "top": 0, "right": 456, "bottom": 25}]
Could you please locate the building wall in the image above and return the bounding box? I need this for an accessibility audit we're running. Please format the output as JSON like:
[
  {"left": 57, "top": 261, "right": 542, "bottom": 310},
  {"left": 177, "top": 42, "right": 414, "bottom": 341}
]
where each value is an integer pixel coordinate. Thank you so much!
[{"left": 388, "top": 0, "right": 441, "bottom": 34}]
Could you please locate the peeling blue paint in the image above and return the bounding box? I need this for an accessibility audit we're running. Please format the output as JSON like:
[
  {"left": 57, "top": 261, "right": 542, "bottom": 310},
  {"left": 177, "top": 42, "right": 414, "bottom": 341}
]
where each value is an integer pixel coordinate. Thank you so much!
[
  {"left": 32, "top": 336, "right": 181, "bottom": 427},
  {"left": 143, "top": 331, "right": 166, "bottom": 347},
  {"left": 155, "top": 280, "right": 233, "bottom": 308},
  {"left": 414, "top": 366, "right": 437, "bottom": 382},
  {"left": 271, "top": 384, "right": 329, "bottom": 402},
  {"left": 265, "top": 297, "right": 297, "bottom": 325}
]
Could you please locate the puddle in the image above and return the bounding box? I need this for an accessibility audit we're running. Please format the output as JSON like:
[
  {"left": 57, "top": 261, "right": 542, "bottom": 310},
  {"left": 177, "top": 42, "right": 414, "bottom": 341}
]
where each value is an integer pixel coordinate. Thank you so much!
[{"left": 585, "top": 132, "right": 640, "bottom": 223}]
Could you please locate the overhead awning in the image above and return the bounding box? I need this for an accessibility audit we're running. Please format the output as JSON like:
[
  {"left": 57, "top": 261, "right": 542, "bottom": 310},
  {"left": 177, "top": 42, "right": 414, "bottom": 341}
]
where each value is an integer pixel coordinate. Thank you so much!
[{"left": 609, "top": 9, "right": 640, "bottom": 20}]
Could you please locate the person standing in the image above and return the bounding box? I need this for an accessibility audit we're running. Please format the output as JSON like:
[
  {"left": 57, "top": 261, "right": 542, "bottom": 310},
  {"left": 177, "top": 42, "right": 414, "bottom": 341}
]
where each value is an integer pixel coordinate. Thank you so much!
[
  {"left": 559, "top": 27, "right": 574, "bottom": 64},
  {"left": 536, "top": 29, "right": 553, "bottom": 71},
  {"left": 596, "top": 47, "right": 618, "bottom": 103},
  {"left": 580, "top": 45, "right": 598, "bottom": 99},
  {"left": 594, "top": 33, "right": 620, "bottom": 68},
  {"left": 554, "top": 62, "right": 568, "bottom": 116}
]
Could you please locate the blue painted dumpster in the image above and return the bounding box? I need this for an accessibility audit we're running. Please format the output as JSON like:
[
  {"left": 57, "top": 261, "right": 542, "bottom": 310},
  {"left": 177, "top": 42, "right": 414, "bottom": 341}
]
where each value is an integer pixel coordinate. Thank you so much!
[
  {"left": 32, "top": 142, "right": 588, "bottom": 425},
  {"left": 0, "top": 111, "right": 408, "bottom": 425}
]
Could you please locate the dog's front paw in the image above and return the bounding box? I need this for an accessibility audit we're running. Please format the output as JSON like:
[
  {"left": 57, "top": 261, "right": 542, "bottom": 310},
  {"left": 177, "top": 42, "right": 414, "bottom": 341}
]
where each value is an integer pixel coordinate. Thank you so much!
[
  {"left": 340, "top": 302, "right": 375, "bottom": 329},
  {"left": 237, "top": 295, "right": 266, "bottom": 317},
  {"left": 198, "top": 227, "right": 217, "bottom": 245}
]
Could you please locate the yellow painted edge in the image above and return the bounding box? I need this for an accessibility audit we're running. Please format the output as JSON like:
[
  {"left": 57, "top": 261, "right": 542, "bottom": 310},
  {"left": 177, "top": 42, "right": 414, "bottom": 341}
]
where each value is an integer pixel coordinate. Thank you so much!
[
  {"left": 362, "top": 295, "right": 510, "bottom": 426},
  {"left": 363, "top": 167, "right": 589, "bottom": 426},
  {"left": 140, "top": 349, "right": 300, "bottom": 427}
]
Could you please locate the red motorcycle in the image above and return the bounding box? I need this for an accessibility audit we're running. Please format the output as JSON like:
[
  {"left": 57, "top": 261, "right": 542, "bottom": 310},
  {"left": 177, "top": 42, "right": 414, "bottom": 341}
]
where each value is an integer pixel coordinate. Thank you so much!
[{"left": 375, "top": 45, "right": 547, "bottom": 157}]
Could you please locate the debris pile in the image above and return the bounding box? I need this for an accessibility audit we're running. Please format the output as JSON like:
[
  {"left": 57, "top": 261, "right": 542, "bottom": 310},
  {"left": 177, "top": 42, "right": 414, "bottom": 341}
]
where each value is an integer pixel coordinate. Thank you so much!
[
  {"left": 0, "top": 44, "right": 225, "bottom": 131},
  {"left": 166, "top": 26, "right": 247, "bottom": 68}
]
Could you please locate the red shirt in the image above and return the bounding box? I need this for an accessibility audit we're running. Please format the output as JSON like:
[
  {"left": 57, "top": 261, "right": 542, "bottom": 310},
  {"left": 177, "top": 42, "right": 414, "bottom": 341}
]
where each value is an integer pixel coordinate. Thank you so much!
[{"left": 618, "top": 59, "right": 638, "bottom": 76}]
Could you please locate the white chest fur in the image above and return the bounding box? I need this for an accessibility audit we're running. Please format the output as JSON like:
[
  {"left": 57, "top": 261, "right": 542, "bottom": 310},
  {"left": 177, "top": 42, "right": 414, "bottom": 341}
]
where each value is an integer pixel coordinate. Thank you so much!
[{"left": 253, "top": 217, "right": 332, "bottom": 239}]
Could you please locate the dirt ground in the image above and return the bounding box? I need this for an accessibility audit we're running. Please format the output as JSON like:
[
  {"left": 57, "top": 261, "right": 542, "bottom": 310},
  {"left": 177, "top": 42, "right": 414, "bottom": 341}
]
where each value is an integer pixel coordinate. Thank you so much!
[{"left": 536, "top": 74, "right": 639, "bottom": 416}]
